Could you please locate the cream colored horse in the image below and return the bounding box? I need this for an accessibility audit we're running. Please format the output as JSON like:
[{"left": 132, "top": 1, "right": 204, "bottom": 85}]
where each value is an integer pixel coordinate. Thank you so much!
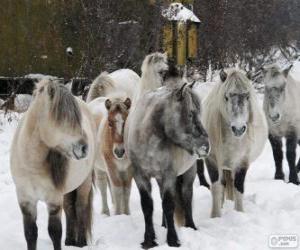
[
  {"left": 10, "top": 79, "right": 96, "bottom": 250},
  {"left": 202, "top": 69, "right": 267, "bottom": 217},
  {"left": 87, "top": 69, "right": 138, "bottom": 215}
]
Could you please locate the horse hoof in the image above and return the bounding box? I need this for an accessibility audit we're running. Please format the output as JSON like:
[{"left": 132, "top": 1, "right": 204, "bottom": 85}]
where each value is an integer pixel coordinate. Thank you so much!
[
  {"left": 65, "top": 238, "right": 77, "bottom": 246},
  {"left": 200, "top": 182, "right": 210, "bottom": 189},
  {"left": 76, "top": 239, "right": 87, "bottom": 248},
  {"left": 289, "top": 179, "right": 300, "bottom": 185},
  {"left": 185, "top": 224, "right": 197, "bottom": 230},
  {"left": 168, "top": 241, "right": 181, "bottom": 247},
  {"left": 141, "top": 240, "right": 158, "bottom": 249},
  {"left": 274, "top": 172, "right": 285, "bottom": 180}
]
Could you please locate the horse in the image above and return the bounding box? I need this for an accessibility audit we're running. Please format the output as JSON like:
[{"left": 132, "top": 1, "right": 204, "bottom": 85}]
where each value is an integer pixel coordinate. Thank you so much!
[
  {"left": 134, "top": 52, "right": 169, "bottom": 102},
  {"left": 262, "top": 64, "right": 300, "bottom": 184},
  {"left": 200, "top": 69, "right": 267, "bottom": 218},
  {"left": 87, "top": 69, "right": 139, "bottom": 215},
  {"left": 86, "top": 69, "right": 140, "bottom": 103},
  {"left": 10, "top": 79, "right": 96, "bottom": 250},
  {"left": 126, "top": 66, "right": 210, "bottom": 248},
  {"left": 88, "top": 95, "right": 132, "bottom": 215}
]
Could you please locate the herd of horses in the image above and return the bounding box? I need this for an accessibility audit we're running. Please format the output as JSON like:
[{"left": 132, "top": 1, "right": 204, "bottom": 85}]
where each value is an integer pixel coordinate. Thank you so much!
[{"left": 8, "top": 52, "right": 300, "bottom": 250}]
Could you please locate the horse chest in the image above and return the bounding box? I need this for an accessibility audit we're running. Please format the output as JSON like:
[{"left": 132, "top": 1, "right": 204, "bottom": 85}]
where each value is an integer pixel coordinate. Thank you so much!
[{"left": 220, "top": 137, "right": 249, "bottom": 169}]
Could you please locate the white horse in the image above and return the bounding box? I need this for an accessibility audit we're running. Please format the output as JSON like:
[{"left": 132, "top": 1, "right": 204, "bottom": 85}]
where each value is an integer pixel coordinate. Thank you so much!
[
  {"left": 263, "top": 64, "right": 300, "bottom": 184},
  {"left": 202, "top": 69, "right": 267, "bottom": 217},
  {"left": 134, "top": 52, "right": 168, "bottom": 102},
  {"left": 10, "top": 79, "right": 96, "bottom": 250}
]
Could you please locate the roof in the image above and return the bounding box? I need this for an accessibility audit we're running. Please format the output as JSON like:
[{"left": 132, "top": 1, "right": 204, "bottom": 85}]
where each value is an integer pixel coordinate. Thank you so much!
[{"left": 162, "top": 3, "right": 201, "bottom": 23}]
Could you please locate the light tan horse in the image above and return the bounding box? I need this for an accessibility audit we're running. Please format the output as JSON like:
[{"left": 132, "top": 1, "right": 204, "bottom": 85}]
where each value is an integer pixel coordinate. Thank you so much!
[
  {"left": 10, "top": 79, "right": 96, "bottom": 250},
  {"left": 88, "top": 95, "right": 132, "bottom": 215},
  {"left": 202, "top": 69, "right": 267, "bottom": 218},
  {"left": 87, "top": 69, "right": 138, "bottom": 215}
]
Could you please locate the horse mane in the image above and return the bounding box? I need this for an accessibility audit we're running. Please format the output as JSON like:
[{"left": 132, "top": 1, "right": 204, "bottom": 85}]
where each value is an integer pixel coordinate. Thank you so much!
[
  {"left": 46, "top": 148, "right": 68, "bottom": 190},
  {"left": 86, "top": 72, "right": 115, "bottom": 102},
  {"left": 47, "top": 80, "right": 82, "bottom": 130},
  {"left": 203, "top": 69, "right": 256, "bottom": 154}
]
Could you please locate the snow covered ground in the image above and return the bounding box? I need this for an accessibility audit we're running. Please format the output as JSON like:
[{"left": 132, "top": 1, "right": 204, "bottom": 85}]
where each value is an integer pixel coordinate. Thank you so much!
[{"left": 1, "top": 68, "right": 300, "bottom": 250}]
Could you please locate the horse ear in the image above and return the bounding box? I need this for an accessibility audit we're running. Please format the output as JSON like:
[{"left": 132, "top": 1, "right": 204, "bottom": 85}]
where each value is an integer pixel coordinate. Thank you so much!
[
  {"left": 176, "top": 83, "right": 188, "bottom": 101},
  {"left": 282, "top": 64, "right": 293, "bottom": 78},
  {"left": 105, "top": 99, "right": 112, "bottom": 110},
  {"left": 220, "top": 69, "right": 227, "bottom": 82},
  {"left": 124, "top": 98, "right": 131, "bottom": 110},
  {"left": 261, "top": 66, "right": 267, "bottom": 75},
  {"left": 246, "top": 71, "right": 252, "bottom": 80},
  {"left": 189, "top": 81, "right": 196, "bottom": 89}
]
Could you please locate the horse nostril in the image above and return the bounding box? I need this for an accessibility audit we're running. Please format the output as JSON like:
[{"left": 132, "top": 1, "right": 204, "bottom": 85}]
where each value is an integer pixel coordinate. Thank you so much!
[
  {"left": 241, "top": 126, "right": 246, "bottom": 133},
  {"left": 231, "top": 126, "right": 236, "bottom": 133},
  {"left": 82, "top": 144, "right": 88, "bottom": 156}
]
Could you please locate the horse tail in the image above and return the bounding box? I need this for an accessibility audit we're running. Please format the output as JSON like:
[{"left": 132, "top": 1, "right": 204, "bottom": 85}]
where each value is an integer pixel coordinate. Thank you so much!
[
  {"left": 86, "top": 179, "right": 94, "bottom": 241},
  {"left": 223, "top": 170, "right": 234, "bottom": 201},
  {"left": 86, "top": 72, "right": 114, "bottom": 102},
  {"left": 174, "top": 175, "right": 185, "bottom": 227}
]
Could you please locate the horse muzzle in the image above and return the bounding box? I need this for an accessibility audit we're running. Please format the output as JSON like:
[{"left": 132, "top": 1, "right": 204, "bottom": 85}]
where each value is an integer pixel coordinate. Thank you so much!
[
  {"left": 195, "top": 141, "right": 210, "bottom": 158},
  {"left": 269, "top": 113, "right": 281, "bottom": 123},
  {"left": 113, "top": 145, "right": 126, "bottom": 160},
  {"left": 231, "top": 125, "right": 247, "bottom": 137}
]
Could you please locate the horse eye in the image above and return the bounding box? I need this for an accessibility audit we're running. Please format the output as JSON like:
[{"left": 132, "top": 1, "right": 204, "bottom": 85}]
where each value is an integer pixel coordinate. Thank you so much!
[{"left": 225, "top": 96, "right": 228, "bottom": 102}]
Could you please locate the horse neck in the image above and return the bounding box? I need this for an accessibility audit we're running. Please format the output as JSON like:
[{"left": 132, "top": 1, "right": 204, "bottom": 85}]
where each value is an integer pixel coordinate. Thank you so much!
[{"left": 136, "top": 69, "right": 161, "bottom": 101}]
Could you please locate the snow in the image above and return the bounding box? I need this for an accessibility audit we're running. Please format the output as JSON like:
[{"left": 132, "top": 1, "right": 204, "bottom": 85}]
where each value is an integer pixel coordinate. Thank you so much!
[
  {"left": 1, "top": 72, "right": 300, "bottom": 249},
  {"left": 162, "top": 3, "right": 200, "bottom": 23}
]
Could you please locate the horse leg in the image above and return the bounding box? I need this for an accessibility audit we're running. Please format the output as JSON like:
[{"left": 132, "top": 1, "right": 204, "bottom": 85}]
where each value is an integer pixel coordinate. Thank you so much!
[
  {"left": 161, "top": 172, "right": 180, "bottom": 247},
  {"left": 75, "top": 174, "right": 94, "bottom": 247},
  {"left": 112, "top": 185, "right": 123, "bottom": 215},
  {"left": 63, "top": 190, "right": 77, "bottom": 246},
  {"left": 123, "top": 172, "right": 132, "bottom": 215},
  {"left": 19, "top": 200, "right": 38, "bottom": 250},
  {"left": 268, "top": 134, "right": 284, "bottom": 180},
  {"left": 47, "top": 202, "right": 62, "bottom": 250},
  {"left": 181, "top": 165, "right": 197, "bottom": 230},
  {"left": 197, "top": 159, "right": 210, "bottom": 189},
  {"left": 96, "top": 169, "right": 110, "bottom": 215},
  {"left": 286, "top": 133, "right": 299, "bottom": 185},
  {"left": 233, "top": 167, "right": 248, "bottom": 212},
  {"left": 156, "top": 180, "right": 167, "bottom": 228},
  {"left": 206, "top": 158, "right": 221, "bottom": 218},
  {"left": 296, "top": 140, "right": 300, "bottom": 173},
  {"left": 135, "top": 172, "right": 157, "bottom": 249}
]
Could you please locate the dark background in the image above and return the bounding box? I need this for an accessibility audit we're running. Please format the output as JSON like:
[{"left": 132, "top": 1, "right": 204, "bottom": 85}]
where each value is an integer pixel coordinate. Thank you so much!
[{"left": 0, "top": 0, "right": 299, "bottom": 80}]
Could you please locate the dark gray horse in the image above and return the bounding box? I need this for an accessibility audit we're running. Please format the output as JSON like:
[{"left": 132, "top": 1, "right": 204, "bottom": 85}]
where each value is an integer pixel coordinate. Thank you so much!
[{"left": 126, "top": 68, "right": 209, "bottom": 248}]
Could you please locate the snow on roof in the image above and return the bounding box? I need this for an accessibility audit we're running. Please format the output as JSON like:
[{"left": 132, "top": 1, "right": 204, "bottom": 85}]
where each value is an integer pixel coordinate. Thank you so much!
[{"left": 162, "top": 3, "right": 200, "bottom": 23}]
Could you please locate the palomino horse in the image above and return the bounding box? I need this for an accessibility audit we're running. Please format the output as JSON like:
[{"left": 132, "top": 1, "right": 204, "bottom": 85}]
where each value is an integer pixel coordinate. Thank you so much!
[
  {"left": 88, "top": 95, "right": 132, "bottom": 215},
  {"left": 263, "top": 64, "right": 300, "bottom": 184},
  {"left": 10, "top": 79, "right": 96, "bottom": 250},
  {"left": 201, "top": 69, "right": 267, "bottom": 218},
  {"left": 127, "top": 67, "right": 210, "bottom": 248},
  {"left": 87, "top": 69, "right": 139, "bottom": 215}
]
